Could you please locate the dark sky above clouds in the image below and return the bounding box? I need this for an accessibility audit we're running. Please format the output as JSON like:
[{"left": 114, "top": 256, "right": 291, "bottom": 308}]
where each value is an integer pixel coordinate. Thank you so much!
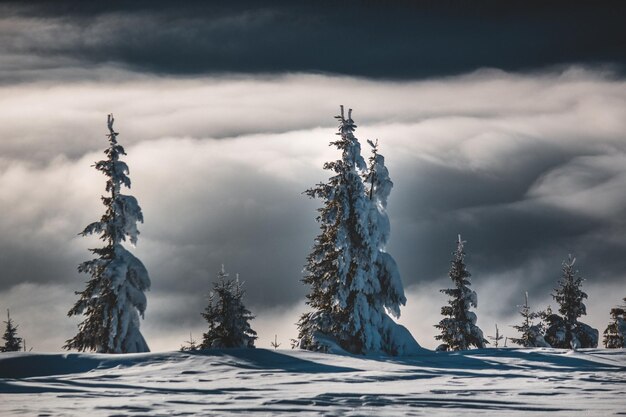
[
  {"left": 2, "top": 1, "right": 626, "bottom": 81},
  {"left": 0, "top": 1, "right": 625, "bottom": 350}
]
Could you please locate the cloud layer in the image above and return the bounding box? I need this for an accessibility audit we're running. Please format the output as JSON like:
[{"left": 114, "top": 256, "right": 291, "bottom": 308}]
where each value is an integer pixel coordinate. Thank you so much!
[
  {"left": 0, "top": 68, "right": 625, "bottom": 349},
  {"left": 1, "top": 1, "right": 625, "bottom": 82}
]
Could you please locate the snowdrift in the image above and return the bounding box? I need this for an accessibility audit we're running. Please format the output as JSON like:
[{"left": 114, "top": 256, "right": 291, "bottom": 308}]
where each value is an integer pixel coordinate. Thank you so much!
[{"left": 1, "top": 348, "right": 625, "bottom": 416}]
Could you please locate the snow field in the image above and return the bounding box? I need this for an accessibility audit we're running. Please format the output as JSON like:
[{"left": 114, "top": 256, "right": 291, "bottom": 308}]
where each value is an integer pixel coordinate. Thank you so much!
[{"left": 1, "top": 348, "right": 624, "bottom": 416}]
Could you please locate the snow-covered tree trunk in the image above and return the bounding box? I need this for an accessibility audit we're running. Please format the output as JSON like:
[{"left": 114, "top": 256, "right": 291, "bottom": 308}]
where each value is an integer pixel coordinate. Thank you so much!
[
  {"left": 65, "top": 115, "right": 151, "bottom": 354},
  {"left": 434, "top": 235, "right": 487, "bottom": 351}
]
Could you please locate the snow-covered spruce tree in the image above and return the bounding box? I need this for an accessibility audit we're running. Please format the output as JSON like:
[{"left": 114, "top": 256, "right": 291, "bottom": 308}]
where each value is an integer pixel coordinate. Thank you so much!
[
  {"left": 295, "top": 106, "right": 372, "bottom": 353},
  {"left": 362, "top": 139, "right": 416, "bottom": 354},
  {"left": 201, "top": 266, "right": 257, "bottom": 349},
  {"left": 510, "top": 292, "right": 550, "bottom": 347},
  {"left": 295, "top": 107, "right": 417, "bottom": 355},
  {"left": 544, "top": 256, "right": 598, "bottom": 349},
  {"left": 603, "top": 298, "right": 626, "bottom": 348},
  {"left": 65, "top": 114, "right": 151, "bottom": 353},
  {"left": 434, "top": 235, "right": 487, "bottom": 351},
  {"left": 363, "top": 139, "right": 406, "bottom": 318},
  {"left": 1, "top": 310, "right": 23, "bottom": 352}
]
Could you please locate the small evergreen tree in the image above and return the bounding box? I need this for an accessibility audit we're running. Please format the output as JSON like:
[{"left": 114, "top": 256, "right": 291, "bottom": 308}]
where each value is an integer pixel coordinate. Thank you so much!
[
  {"left": 180, "top": 333, "right": 200, "bottom": 352},
  {"left": 544, "top": 256, "right": 598, "bottom": 349},
  {"left": 1, "top": 310, "right": 23, "bottom": 352},
  {"left": 510, "top": 292, "right": 534, "bottom": 347},
  {"left": 510, "top": 292, "right": 549, "bottom": 347},
  {"left": 434, "top": 235, "right": 487, "bottom": 351},
  {"left": 201, "top": 266, "right": 257, "bottom": 349},
  {"left": 603, "top": 298, "right": 626, "bottom": 348},
  {"left": 65, "top": 115, "right": 151, "bottom": 353},
  {"left": 271, "top": 335, "right": 281, "bottom": 350},
  {"left": 488, "top": 324, "right": 504, "bottom": 348}
]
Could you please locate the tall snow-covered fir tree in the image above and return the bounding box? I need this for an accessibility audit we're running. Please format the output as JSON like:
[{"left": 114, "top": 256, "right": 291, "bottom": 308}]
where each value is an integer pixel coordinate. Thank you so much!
[
  {"left": 544, "top": 256, "right": 598, "bottom": 349},
  {"left": 65, "top": 114, "right": 151, "bottom": 354},
  {"left": 510, "top": 292, "right": 549, "bottom": 347},
  {"left": 295, "top": 106, "right": 418, "bottom": 356},
  {"left": 603, "top": 298, "right": 626, "bottom": 348},
  {"left": 296, "top": 106, "right": 372, "bottom": 354},
  {"left": 434, "top": 235, "right": 487, "bottom": 351},
  {"left": 363, "top": 139, "right": 406, "bottom": 319},
  {"left": 1, "top": 310, "right": 23, "bottom": 352},
  {"left": 201, "top": 266, "right": 257, "bottom": 349},
  {"left": 363, "top": 139, "right": 416, "bottom": 354}
]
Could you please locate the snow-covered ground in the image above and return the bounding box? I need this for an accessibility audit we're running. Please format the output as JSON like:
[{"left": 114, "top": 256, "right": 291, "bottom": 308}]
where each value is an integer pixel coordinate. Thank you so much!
[{"left": 1, "top": 348, "right": 624, "bottom": 416}]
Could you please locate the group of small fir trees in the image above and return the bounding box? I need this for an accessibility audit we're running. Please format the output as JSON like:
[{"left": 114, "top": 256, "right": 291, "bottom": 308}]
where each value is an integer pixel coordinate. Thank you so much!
[
  {"left": 508, "top": 256, "right": 626, "bottom": 349},
  {"left": 59, "top": 110, "right": 624, "bottom": 355},
  {"left": 431, "top": 232, "right": 626, "bottom": 351}
]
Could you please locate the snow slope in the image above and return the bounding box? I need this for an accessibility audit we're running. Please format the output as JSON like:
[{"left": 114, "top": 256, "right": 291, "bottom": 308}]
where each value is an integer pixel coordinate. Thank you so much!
[{"left": 0, "top": 348, "right": 624, "bottom": 416}]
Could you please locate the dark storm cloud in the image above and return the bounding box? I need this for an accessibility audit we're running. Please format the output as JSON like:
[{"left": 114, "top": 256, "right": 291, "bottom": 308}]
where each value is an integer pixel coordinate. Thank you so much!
[
  {"left": 389, "top": 152, "right": 623, "bottom": 293},
  {"left": 1, "top": 1, "right": 625, "bottom": 82},
  {"left": 388, "top": 144, "right": 626, "bottom": 320}
]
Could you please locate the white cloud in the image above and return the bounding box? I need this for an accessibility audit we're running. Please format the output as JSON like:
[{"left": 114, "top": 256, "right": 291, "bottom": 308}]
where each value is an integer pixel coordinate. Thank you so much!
[
  {"left": 0, "top": 69, "right": 625, "bottom": 352},
  {"left": 526, "top": 154, "right": 626, "bottom": 219}
]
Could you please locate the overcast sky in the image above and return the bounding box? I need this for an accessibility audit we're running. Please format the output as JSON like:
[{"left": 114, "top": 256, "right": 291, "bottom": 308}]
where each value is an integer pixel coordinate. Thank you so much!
[{"left": 0, "top": 1, "right": 625, "bottom": 351}]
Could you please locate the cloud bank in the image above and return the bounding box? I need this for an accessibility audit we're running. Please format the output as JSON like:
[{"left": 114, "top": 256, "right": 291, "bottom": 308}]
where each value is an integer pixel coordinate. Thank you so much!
[{"left": 0, "top": 68, "right": 625, "bottom": 350}]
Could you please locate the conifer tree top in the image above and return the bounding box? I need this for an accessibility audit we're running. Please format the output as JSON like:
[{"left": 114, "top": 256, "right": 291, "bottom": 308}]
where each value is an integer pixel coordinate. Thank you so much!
[
  {"left": 449, "top": 234, "right": 471, "bottom": 284},
  {"left": 80, "top": 114, "right": 143, "bottom": 247}
]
